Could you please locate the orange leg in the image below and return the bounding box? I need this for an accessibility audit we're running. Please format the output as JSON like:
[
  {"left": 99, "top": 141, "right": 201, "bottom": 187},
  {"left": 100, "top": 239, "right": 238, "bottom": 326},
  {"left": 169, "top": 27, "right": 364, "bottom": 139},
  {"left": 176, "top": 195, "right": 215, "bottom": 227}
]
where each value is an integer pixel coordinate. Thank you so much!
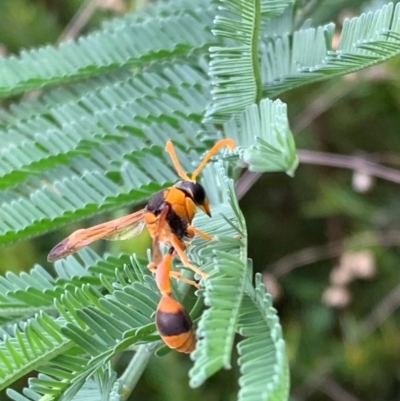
[
  {"left": 170, "top": 234, "right": 208, "bottom": 279},
  {"left": 149, "top": 260, "right": 200, "bottom": 289},
  {"left": 169, "top": 271, "right": 200, "bottom": 288},
  {"left": 187, "top": 225, "right": 214, "bottom": 241},
  {"left": 148, "top": 256, "right": 200, "bottom": 289}
]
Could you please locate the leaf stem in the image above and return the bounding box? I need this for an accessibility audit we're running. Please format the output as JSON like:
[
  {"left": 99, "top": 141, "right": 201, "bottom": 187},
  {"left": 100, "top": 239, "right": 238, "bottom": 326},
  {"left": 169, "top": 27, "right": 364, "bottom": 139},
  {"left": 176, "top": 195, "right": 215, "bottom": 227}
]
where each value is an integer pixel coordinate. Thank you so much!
[
  {"left": 251, "top": 0, "right": 263, "bottom": 103},
  {"left": 119, "top": 345, "right": 152, "bottom": 400}
]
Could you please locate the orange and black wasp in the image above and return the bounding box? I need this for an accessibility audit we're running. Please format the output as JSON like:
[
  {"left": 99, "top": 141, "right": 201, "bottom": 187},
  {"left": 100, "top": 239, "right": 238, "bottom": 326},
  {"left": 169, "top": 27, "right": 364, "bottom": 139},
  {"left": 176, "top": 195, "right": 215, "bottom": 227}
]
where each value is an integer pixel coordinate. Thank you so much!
[{"left": 48, "top": 138, "right": 235, "bottom": 353}]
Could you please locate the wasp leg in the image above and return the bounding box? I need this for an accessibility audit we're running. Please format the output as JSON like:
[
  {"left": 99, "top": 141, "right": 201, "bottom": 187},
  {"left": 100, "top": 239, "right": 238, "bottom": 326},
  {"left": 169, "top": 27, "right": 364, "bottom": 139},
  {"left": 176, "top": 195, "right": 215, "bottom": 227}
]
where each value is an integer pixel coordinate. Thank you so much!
[
  {"left": 148, "top": 241, "right": 163, "bottom": 272},
  {"left": 170, "top": 235, "right": 208, "bottom": 279},
  {"left": 148, "top": 256, "right": 200, "bottom": 288},
  {"left": 147, "top": 261, "right": 157, "bottom": 273},
  {"left": 148, "top": 254, "right": 200, "bottom": 289},
  {"left": 169, "top": 271, "right": 200, "bottom": 289},
  {"left": 187, "top": 226, "right": 215, "bottom": 241}
]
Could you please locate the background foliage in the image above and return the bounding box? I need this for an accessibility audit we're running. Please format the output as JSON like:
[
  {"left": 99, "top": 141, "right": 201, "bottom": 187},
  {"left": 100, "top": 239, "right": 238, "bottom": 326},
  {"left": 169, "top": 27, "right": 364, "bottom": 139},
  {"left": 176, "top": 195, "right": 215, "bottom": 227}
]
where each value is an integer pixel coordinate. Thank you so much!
[{"left": 1, "top": 0, "right": 400, "bottom": 401}]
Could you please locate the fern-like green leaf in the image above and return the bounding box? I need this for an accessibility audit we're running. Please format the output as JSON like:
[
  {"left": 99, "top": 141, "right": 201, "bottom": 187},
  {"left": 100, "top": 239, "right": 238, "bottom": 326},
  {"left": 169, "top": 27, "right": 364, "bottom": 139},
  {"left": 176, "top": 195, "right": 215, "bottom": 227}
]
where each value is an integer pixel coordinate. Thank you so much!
[
  {"left": 0, "top": 60, "right": 210, "bottom": 188},
  {"left": 0, "top": 9, "right": 217, "bottom": 97},
  {"left": 260, "top": 1, "right": 293, "bottom": 37},
  {"left": 263, "top": 2, "right": 400, "bottom": 97},
  {"left": 6, "top": 366, "right": 109, "bottom": 401},
  {"left": 206, "top": 0, "right": 293, "bottom": 123},
  {"left": 189, "top": 164, "right": 247, "bottom": 387},
  {"left": 205, "top": 0, "right": 263, "bottom": 123},
  {"left": 186, "top": 160, "right": 289, "bottom": 396},
  {"left": 0, "top": 148, "right": 198, "bottom": 246},
  {"left": 237, "top": 274, "right": 289, "bottom": 401},
  {"left": 2, "top": 257, "right": 159, "bottom": 399},
  {"left": 226, "top": 99, "right": 298, "bottom": 175},
  {"left": 0, "top": 313, "right": 72, "bottom": 392},
  {"left": 0, "top": 250, "right": 137, "bottom": 326},
  {"left": 102, "top": 0, "right": 213, "bottom": 30}
]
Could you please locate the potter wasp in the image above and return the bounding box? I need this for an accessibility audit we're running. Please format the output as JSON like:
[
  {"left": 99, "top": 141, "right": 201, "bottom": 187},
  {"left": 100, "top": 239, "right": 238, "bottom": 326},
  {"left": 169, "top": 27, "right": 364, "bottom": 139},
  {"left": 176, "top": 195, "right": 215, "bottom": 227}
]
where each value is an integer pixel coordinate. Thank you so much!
[{"left": 48, "top": 138, "right": 235, "bottom": 353}]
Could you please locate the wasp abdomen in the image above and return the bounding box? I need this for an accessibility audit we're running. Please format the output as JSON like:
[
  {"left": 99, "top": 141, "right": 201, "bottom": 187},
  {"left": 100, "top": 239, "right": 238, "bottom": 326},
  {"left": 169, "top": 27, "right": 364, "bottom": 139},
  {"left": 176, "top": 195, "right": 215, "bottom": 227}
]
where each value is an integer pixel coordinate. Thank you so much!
[{"left": 156, "top": 294, "right": 195, "bottom": 353}]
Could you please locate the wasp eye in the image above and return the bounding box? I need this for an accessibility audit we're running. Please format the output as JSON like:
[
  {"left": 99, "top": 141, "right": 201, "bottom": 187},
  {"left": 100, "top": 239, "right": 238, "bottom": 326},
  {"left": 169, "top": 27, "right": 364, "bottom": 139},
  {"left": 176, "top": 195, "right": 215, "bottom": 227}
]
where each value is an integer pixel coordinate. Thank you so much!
[
  {"left": 175, "top": 181, "right": 207, "bottom": 205},
  {"left": 190, "top": 182, "right": 206, "bottom": 205}
]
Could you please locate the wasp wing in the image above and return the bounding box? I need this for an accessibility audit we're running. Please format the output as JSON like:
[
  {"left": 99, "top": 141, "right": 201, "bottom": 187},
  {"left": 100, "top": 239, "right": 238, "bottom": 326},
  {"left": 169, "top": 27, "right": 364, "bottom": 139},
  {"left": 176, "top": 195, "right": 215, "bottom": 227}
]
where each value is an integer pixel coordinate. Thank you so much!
[
  {"left": 47, "top": 209, "right": 146, "bottom": 262},
  {"left": 149, "top": 205, "right": 170, "bottom": 267}
]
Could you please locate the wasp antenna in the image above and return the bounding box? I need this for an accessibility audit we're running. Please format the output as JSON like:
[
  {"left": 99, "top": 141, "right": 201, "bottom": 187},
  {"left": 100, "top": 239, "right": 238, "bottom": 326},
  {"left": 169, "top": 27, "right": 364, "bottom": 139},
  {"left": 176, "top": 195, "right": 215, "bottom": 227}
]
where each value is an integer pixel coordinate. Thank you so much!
[
  {"left": 191, "top": 138, "right": 235, "bottom": 182},
  {"left": 165, "top": 140, "right": 192, "bottom": 181}
]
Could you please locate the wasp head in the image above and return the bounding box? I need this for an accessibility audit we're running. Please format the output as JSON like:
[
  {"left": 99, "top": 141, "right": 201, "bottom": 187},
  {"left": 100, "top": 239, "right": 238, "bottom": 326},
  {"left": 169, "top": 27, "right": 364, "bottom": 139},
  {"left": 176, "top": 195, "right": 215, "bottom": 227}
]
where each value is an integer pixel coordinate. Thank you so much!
[{"left": 175, "top": 181, "right": 211, "bottom": 217}]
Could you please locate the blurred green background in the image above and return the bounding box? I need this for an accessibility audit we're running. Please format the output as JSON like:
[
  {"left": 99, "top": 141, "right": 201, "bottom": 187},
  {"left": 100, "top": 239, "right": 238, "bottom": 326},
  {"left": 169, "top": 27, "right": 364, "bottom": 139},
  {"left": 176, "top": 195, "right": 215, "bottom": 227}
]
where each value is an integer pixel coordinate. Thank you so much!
[{"left": 1, "top": 1, "right": 400, "bottom": 400}]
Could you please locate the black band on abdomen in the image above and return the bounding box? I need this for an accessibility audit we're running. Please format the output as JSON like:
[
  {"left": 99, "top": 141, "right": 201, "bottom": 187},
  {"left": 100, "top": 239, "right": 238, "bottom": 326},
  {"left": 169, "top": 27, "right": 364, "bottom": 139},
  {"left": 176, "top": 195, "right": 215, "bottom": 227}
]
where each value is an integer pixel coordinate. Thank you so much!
[{"left": 156, "top": 309, "right": 192, "bottom": 336}]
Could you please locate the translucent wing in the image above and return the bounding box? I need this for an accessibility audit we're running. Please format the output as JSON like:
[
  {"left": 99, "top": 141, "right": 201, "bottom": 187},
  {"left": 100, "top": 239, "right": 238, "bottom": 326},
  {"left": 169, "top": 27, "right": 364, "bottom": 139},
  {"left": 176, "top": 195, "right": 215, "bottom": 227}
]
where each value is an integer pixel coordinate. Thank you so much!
[{"left": 47, "top": 209, "right": 146, "bottom": 262}]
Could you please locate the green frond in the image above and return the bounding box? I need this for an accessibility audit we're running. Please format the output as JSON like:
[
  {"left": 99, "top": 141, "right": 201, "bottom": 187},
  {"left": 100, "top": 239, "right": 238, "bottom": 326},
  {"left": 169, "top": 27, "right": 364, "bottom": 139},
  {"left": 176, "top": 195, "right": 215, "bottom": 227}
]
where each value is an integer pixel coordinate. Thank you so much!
[
  {"left": 260, "top": 22, "right": 334, "bottom": 89},
  {"left": 0, "top": 312, "right": 72, "bottom": 392},
  {"left": 186, "top": 161, "right": 288, "bottom": 396},
  {"left": 237, "top": 274, "right": 289, "bottom": 401},
  {"left": 0, "top": 165, "right": 146, "bottom": 245},
  {"left": 71, "top": 368, "right": 119, "bottom": 401},
  {"left": 263, "top": 2, "right": 400, "bottom": 97},
  {"left": 0, "top": 69, "right": 132, "bottom": 125},
  {"left": 64, "top": 371, "right": 116, "bottom": 401},
  {"left": 205, "top": 0, "right": 294, "bottom": 123},
  {"left": 102, "top": 0, "right": 214, "bottom": 30},
  {"left": 0, "top": 0, "right": 303, "bottom": 250},
  {"left": 2, "top": 257, "right": 159, "bottom": 399},
  {"left": 260, "top": 0, "right": 293, "bottom": 18},
  {"left": 260, "top": 2, "right": 293, "bottom": 37},
  {"left": 0, "top": 144, "right": 204, "bottom": 246},
  {"left": 0, "top": 120, "right": 250, "bottom": 248},
  {"left": 7, "top": 365, "right": 109, "bottom": 401},
  {"left": 226, "top": 99, "right": 298, "bottom": 175},
  {"left": 0, "top": 56, "right": 222, "bottom": 247},
  {"left": 98, "top": 368, "right": 119, "bottom": 401},
  {"left": 0, "top": 60, "right": 210, "bottom": 188},
  {"left": 205, "top": 0, "right": 263, "bottom": 123},
  {"left": 32, "top": 266, "right": 159, "bottom": 399},
  {"left": 0, "top": 250, "right": 134, "bottom": 325},
  {"left": 0, "top": 9, "right": 217, "bottom": 97},
  {"left": 189, "top": 164, "right": 247, "bottom": 387}
]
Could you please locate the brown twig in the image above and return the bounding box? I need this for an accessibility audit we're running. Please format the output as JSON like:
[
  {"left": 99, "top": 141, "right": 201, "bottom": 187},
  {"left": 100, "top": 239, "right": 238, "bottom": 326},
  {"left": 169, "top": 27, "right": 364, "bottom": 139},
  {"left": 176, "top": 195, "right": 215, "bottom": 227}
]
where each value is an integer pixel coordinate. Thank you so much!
[
  {"left": 290, "top": 363, "right": 332, "bottom": 401},
  {"left": 268, "top": 230, "right": 400, "bottom": 277},
  {"left": 268, "top": 240, "right": 341, "bottom": 278},
  {"left": 236, "top": 150, "right": 400, "bottom": 200},
  {"left": 21, "top": 0, "right": 101, "bottom": 102},
  {"left": 292, "top": 82, "right": 356, "bottom": 134},
  {"left": 361, "top": 282, "right": 400, "bottom": 337},
  {"left": 319, "top": 377, "right": 362, "bottom": 401},
  {"left": 294, "top": 0, "right": 324, "bottom": 30},
  {"left": 236, "top": 170, "right": 261, "bottom": 200},
  {"left": 298, "top": 149, "right": 400, "bottom": 184},
  {"left": 58, "top": 0, "right": 101, "bottom": 43}
]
